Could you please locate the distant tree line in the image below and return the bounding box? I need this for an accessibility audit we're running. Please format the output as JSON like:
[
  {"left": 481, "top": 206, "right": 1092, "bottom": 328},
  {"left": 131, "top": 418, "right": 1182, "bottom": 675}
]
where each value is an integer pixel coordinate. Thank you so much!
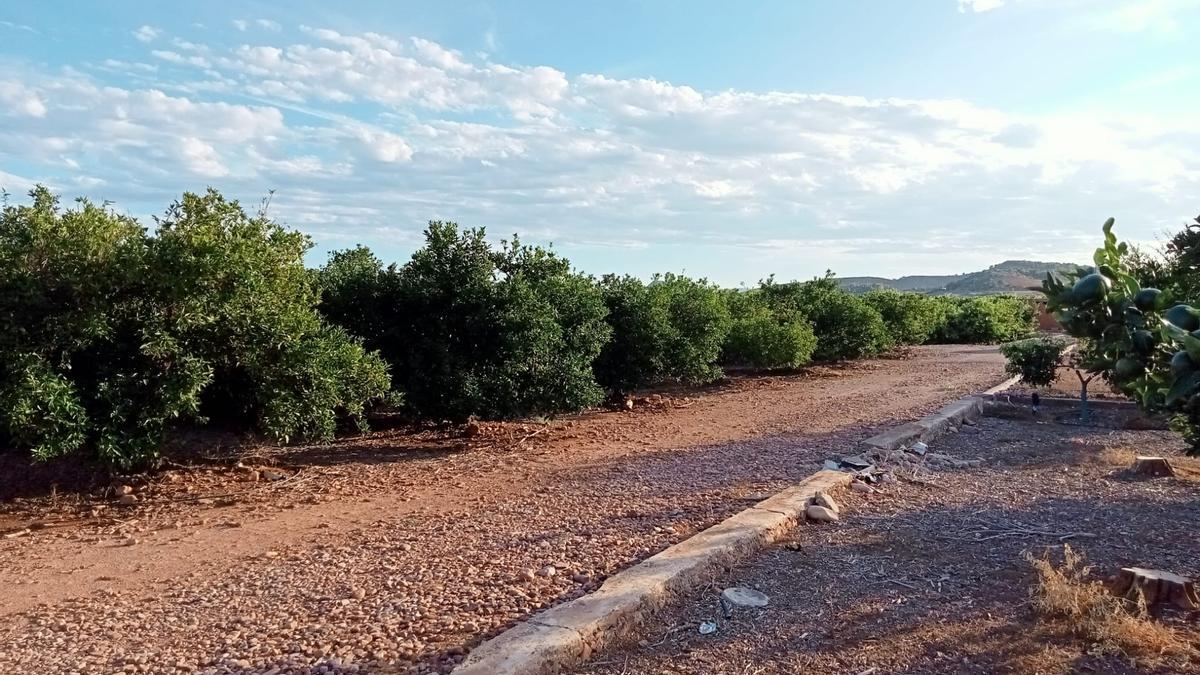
[{"left": 0, "top": 187, "right": 1036, "bottom": 467}]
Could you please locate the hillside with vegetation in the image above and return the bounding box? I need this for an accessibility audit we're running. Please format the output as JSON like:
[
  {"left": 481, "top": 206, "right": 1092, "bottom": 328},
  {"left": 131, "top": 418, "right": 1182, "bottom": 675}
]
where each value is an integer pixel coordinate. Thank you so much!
[{"left": 840, "top": 260, "right": 1081, "bottom": 295}]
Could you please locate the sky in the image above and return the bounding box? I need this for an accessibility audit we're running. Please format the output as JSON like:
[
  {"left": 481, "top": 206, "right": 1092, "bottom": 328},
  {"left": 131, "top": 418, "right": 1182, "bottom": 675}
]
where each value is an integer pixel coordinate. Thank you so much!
[{"left": 2, "top": 0, "right": 1199, "bottom": 285}]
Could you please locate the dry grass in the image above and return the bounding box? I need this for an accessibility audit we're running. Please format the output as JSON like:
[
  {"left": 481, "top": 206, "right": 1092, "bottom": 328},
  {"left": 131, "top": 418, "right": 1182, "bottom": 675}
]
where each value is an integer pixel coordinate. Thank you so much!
[
  {"left": 1063, "top": 443, "right": 1200, "bottom": 483},
  {"left": 1029, "top": 545, "right": 1195, "bottom": 666}
]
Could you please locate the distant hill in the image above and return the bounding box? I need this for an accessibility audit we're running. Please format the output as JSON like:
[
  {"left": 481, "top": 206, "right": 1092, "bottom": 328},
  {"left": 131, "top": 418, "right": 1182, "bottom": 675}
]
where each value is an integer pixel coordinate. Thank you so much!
[{"left": 838, "top": 260, "right": 1083, "bottom": 296}]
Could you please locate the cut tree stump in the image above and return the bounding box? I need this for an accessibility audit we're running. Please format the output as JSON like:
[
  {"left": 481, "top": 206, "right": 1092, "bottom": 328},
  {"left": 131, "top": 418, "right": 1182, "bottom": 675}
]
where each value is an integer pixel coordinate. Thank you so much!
[
  {"left": 1112, "top": 567, "right": 1199, "bottom": 609},
  {"left": 1130, "top": 456, "right": 1175, "bottom": 477}
]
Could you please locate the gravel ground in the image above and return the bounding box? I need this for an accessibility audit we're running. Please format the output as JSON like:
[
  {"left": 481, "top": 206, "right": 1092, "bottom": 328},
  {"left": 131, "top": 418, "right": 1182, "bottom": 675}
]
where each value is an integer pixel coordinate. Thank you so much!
[
  {"left": 0, "top": 345, "right": 1006, "bottom": 675},
  {"left": 574, "top": 406, "right": 1200, "bottom": 675}
]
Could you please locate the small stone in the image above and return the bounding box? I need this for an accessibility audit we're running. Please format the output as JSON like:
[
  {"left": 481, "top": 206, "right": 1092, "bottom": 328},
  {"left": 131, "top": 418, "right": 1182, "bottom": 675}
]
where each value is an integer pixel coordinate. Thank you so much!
[
  {"left": 805, "top": 505, "right": 839, "bottom": 522},
  {"left": 261, "top": 469, "right": 287, "bottom": 482},
  {"left": 849, "top": 481, "right": 874, "bottom": 494},
  {"left": 721, "top": 586, "right": 769, "bottom": 608},
  {"left": 812, "top": 491, "right": 839, "bottom": 514},
  {"left": 115, "top": 485, "right": 134, "bottom": 496},
  {"left": 351, "top": 588, "right": 366, "bottom": 600},
  {"left": 571, "top": 573, "right": 590, "bottom": 584},
  {"left": 518, "top": 569, "right": 537, "bottom": 582},
  {"left": 536, "top": 565, "right": 557, "bottom": 578},
  {"left": 881, "top": 473, "right": 897, "bottom": 484},
  {"left": 117, "top": 494, "right": 138, "bottom": 506}
]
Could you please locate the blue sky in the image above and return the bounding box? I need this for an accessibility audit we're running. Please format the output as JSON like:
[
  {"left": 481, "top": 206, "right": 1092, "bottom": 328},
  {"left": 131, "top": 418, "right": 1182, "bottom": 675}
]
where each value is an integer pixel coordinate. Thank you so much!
[{"left": 2, "top": 0, "right": 1199, "bottom": 284}]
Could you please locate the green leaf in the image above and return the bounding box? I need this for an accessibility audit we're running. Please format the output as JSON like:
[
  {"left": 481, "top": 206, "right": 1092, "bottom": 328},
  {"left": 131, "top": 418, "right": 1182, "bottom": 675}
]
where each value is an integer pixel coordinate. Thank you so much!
[
  {"left": 1184, "top": 333, "right": 1200, "bottom": 363},
  {"left": 1166, "top": 371, "right": 1200, "bottom": 406},
  {"left": 1162, "top": 319, "right": 1189, "bottom": 342}
]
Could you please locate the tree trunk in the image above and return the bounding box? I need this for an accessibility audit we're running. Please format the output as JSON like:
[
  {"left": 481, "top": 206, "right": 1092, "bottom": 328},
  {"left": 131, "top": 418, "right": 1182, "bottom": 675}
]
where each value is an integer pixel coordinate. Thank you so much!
[
  {"left": 1130, "top": 456, "right": 1175, "bottom": 477},
  {"left": 1111, "top": 567, "right": 1199, "bottom": 610},
  {"left": 1078, "top": 373, "right": 1091, "bottom": 424}
]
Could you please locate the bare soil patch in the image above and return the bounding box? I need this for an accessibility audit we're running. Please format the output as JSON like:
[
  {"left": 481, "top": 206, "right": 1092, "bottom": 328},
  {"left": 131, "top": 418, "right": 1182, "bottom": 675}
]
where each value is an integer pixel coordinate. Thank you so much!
[
  {"left": 0, "top": 345, "right": 1005, "bottom": 675},
  {"left": 574, "top": 406, "right": 1200, "bottom": 675}
]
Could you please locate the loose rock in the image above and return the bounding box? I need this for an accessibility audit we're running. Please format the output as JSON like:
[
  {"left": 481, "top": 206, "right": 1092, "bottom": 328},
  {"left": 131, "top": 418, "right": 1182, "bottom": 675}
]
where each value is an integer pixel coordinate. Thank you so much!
[
  {"left": 721, "top": 586, "right": 769, "bottom": 608},
  {"left": 805, "top": 505, "right": 839, "bottom": 522},
  {"left": 812, "top": 491, "right": 840, "bottom": 514}
]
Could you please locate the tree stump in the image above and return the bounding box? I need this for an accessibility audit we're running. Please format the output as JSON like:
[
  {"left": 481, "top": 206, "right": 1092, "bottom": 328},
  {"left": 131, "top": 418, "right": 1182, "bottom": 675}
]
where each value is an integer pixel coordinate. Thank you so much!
[
  {"left": 1130, "top": 456, "right": 1175, "bottom": 477},
  {"left": 1112, "top": 567, "right": 1199, "bottom": 609}
]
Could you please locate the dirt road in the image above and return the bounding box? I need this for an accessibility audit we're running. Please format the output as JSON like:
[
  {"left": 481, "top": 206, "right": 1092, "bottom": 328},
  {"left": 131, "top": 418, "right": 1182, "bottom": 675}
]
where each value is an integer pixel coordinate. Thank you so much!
[{"left": 0, "top": 345, "right": 1006, "bottom": 675}]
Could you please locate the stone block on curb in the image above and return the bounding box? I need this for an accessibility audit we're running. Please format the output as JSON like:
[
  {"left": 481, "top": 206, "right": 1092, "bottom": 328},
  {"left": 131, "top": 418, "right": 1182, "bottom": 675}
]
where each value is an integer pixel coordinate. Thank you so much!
[
  {"left": 753, "top": 470, "right": 850, "bottom": 516},
  {"left": 454, "top": 619, "right": 583, "bottom": 675}
]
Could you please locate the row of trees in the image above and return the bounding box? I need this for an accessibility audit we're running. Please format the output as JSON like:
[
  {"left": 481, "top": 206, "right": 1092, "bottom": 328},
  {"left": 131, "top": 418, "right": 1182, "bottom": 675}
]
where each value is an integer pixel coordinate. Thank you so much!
[
  {"left": 0, "top": 188, "right": 1036, "bottom": 468},
  {"left": 316, "top": 222, "right": 1035, "bottom": 423}
]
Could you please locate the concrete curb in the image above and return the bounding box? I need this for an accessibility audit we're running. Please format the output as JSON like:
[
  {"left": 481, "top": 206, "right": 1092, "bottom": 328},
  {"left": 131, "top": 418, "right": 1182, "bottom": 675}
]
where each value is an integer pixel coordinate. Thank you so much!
[
  {"left": 983, "top": 373, "right": 1023, "bottom": 396},
  {"left": 452, "top": 470, "right": 851, "bottom": 675},
  {"left": 858, "top": 394, "right": 988, "bottom": 453}
]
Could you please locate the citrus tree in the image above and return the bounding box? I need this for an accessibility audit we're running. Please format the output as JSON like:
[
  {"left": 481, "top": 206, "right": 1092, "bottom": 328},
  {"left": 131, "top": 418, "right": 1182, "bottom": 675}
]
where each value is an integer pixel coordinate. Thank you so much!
[
  {"left": 1042, "top": 218, "right": 1200, "bottom": 450},
  {"left": 999, "top": 337, "right": 1104, "bottom": 422}
]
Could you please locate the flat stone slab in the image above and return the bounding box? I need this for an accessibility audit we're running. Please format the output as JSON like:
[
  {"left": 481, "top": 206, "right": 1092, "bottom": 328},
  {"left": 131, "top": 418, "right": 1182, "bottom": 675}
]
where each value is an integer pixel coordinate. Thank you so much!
[{"left": 453, "top": 469, "right": 851, "bottom": 675}]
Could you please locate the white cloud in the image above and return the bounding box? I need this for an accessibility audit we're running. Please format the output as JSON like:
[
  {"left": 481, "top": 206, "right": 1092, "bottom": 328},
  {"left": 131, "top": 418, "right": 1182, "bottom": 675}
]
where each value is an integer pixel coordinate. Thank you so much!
[
  {"left": 0, "top": 81, "right": 48, "bottom": 117},
  {"left": 354, "top": 127, "right": 414, "bottom": 163},
  {"left": 1088, "top": 0, "right": 1200, "bottom": 32},
  {"left": 233, "top": 18, "right": 282, "bottom": 32},
  {"left": 179, "top": 137, "right": 228, "bottom": 177},
  {"left": 3, "top": 26, "right": 1199, "bottom": 281},
  {"left": 0, "top": 20, "right": 39, "bottom": 34},
  {"left": 958, "top": 0, "right": 1006, "bottom": 12},
  {"left": 151, "top": 50, "right": 212, "bottom": 68},
  {"left": 133, "top": 25, "right": 160, "bottom": 42}
]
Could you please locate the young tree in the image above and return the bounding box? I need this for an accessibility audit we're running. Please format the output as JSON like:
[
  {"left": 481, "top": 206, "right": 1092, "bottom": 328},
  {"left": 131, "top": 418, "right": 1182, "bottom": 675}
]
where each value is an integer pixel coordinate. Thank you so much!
[{"left": 1000, "top": 337, "right": 1101, "bottom": 422}]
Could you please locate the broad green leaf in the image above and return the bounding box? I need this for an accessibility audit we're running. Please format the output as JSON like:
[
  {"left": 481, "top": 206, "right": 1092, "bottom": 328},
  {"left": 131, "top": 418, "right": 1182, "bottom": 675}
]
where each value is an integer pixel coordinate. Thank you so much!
[
  {"left": 1167, "top": 371, "right": 1200, "bottom": 406},
  {"left": 1184, "top": 333, "right": 1200, "bottom": 363}
]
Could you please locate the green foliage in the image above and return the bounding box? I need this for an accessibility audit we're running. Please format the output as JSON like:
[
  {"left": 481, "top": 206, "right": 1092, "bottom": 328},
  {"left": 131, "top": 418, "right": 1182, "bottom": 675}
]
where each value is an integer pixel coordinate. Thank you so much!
[
  {"left": 648, "top": 273, "right": 732, "bottom": 383},
  {"left": 0, "top": 187, "right": 389, "bottom": 468},
  {"left": 862, "top": 289, "right": 941, "bottom": 345},
  {"left": 1000, "top": 337, "right": 1070, "bottom": 388},
  {"left": 931, "top": 295, "right": 1035, "bottom": 344},
  {"left": 147, "top": 190, "right": 390, "bottom": 445},
  {"left": 0, "top": 355, "right": 89, "bottom": 461},
  {"left": 358, "top": 223, "right": 610, "bottom": 420},
  {"left": 315, "top": 245, "right": 393, "bottom": 347},
  {"left": 592, "top": 275, "right": 670, "bottom": 393},
  {"left": 721, "top": 291, "right": 817, "bottom": 369},
  {"left": 591, "top": 273, "right": 731, "bottom": 393},
  {"left": 1042, "top": 217, "right": 1200, "bottom": 452},
  {"left": 759, "top": 274, "right": 891, "bottom": 361}
]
